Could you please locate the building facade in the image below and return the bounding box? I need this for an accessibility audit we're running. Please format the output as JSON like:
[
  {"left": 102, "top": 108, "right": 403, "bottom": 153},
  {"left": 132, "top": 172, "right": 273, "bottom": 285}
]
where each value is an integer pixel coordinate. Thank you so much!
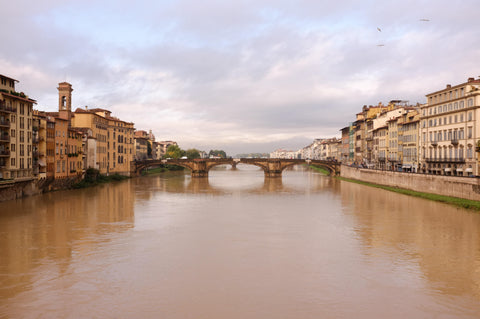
[
  {"left": 0, "top": 74, "right": 35, "bottom": 181},
  {"left": 419, "top": 78, "right": 480, "bottom": 176}
]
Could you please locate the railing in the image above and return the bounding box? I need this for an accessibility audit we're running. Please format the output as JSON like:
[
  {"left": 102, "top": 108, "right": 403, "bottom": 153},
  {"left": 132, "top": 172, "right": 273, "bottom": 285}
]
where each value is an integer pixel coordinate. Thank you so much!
[
  {"left": 0, "top": 150, "right": 10, "bottom": 156},
  {"left": 0, "top": 120, "right": 9, "bottom": 127},
  {"left": 0, "top": 135, "right": 9, "bottom": 142},
  {"left": 0, "top": 103, "right": 16, "bottom": 113},
  {"left": 0, "top": 161, "right": 6, "bottom": 167},
  {"left": 425, "top": 157, "right": 465, "bottom": 163}
]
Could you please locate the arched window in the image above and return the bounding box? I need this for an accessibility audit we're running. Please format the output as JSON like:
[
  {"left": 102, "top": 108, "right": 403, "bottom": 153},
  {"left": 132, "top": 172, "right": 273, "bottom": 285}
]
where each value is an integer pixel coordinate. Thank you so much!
[{"left": 62, "top": 96, "right": 66, "bottom": 109}]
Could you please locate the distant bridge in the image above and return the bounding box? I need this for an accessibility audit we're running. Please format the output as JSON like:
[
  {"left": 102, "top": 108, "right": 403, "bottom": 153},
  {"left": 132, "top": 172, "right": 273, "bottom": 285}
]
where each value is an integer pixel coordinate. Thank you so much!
[{"left": 131, "top": 158, "right": 340, "bottom": 178}]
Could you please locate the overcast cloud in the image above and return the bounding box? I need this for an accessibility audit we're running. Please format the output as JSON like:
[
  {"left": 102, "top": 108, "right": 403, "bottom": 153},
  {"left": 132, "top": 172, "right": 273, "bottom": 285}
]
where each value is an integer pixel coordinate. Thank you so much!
[{"left": 1, "top": 0, "right": 479, "bottom": 155}]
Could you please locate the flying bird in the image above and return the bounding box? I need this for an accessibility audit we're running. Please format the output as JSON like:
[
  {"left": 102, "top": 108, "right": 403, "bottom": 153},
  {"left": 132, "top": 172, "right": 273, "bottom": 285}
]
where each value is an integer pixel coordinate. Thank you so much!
[
  {"left": 377, "top": 44, "right": 385, "bottom": 47},
  {"left": 377, "top": 27, "right": 382, "bottom": 32},
  {"left": 419, "top": 19, "right": 430, "bottom": 21}
]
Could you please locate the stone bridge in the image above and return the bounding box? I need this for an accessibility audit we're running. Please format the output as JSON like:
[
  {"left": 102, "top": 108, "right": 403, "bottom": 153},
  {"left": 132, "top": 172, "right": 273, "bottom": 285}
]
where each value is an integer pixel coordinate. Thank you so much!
[{"left": 131, "top": 158, "right": 340, "bottom": 178}]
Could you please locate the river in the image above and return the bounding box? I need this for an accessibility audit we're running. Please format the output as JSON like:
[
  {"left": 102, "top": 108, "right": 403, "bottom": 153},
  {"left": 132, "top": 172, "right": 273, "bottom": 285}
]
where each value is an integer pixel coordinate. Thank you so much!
[{"left": 1, "top": 165, "right": 480, "bottom": 318}]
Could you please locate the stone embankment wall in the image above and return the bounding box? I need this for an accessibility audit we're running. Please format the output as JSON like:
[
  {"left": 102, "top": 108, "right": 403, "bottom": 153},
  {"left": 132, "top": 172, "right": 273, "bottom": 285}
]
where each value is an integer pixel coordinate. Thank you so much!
[
  {"left": 341, "top": 165, "right": 480, "bottom": 201},
  {"left": 0, "top": 176, "right": 82, "bottom": 202}
]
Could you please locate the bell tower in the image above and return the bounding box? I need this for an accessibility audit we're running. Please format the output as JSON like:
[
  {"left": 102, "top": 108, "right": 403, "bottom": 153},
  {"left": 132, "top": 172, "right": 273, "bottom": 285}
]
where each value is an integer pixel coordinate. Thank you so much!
[{"left": 58, "top": 82, "right": 73, "bottom": 122}]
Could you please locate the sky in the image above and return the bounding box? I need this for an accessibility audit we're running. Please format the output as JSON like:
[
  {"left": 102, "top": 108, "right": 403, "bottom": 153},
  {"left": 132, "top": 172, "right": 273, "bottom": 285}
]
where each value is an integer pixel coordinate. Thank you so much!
[{"left": 1, "top": 0, "right": 479, "bottom": 156}]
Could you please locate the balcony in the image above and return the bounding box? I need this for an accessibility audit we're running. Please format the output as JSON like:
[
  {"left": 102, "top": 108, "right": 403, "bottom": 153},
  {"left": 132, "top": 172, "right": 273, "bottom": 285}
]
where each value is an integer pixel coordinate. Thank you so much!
[
  {"left": 0, "top": 120, "right": 9, "bottom": 127},
  {"left": 451, "top": 139, "right": 459, "bottom": 145},
  {"left": 425, "top": 157, "right": 465, "bottom": 163},
  {"left": 0, "top": 135, "right": 9, "bottom": 142},
  {"left": 431, "top": 141, "right": 438, "bottom": 146},
  {"left": 0, "top": 161, "right": 6, "bottom": 167},
  {"left": 0, "top": 103, "right": 16, "bottom": 113},
  {"left": 0, "top": 150, "right": 9, "bottom": 157}
]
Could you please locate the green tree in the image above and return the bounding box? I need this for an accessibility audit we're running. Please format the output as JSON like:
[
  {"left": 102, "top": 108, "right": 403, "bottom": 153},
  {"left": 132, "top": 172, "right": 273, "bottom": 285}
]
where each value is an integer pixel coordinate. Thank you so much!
[
  {"left": 185, "top": 148, "right": 201, "bottom": 159},
  {"left": 208, "top": 149, "right": 227, "bottom": 158},
  {"left": 165, "top": 145, "right": 185, "bottom": 159}
]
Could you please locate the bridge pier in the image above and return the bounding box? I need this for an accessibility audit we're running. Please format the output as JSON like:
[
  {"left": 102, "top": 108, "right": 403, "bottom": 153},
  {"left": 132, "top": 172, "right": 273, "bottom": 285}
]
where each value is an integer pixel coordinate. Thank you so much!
[
  {"left": 191, "top": 170, "right": 209, "bottom": 178},
  {"left": 264, "top": 170, "right": 282, "bottom": 178}
]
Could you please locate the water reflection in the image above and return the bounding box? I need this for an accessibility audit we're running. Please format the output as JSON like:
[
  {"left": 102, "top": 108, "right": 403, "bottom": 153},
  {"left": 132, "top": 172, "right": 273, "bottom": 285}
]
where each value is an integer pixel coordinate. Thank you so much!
[
  {"left": 0, "top": 180, "right": 135, "bottom": 303},
  {"left": 339, "top": 180, "right": 480, "bottom": 300},
  {"left": 135, "top": 166, "right": 337, "bottom": 196}
]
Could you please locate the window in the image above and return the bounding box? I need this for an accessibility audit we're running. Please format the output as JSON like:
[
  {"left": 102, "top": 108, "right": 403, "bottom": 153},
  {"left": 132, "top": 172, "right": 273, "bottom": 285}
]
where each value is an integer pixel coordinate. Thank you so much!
[
  {"left": 468, "top": 112, "right": 473, "bottom": 121},
  {"left": 454, "top": 102, "right": 458, "bottom": 109},
  {"left": 468, "top": 99, "right": 474, "bottom": 107},
  {"left": 467, "top": 146, "right": 473, "bottom": 159},
  {"left": 468, "top": 127, "right": 472, "bottom": 138}
]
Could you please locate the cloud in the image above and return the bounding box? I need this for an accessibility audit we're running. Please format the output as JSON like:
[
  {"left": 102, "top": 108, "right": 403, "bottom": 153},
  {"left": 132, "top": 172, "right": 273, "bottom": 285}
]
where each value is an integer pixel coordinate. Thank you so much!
[{"left": 1, "top": 0, "right": 479, "bottom": 155}]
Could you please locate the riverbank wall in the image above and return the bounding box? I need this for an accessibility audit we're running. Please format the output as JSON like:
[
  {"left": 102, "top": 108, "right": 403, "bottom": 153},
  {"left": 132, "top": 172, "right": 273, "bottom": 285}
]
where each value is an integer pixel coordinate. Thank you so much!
[
  {"left": 340, "top": 165, "right": 480, "bottom": 201},
  {"left": 0, "top": 176, "right": 83, "bottom": 202}
]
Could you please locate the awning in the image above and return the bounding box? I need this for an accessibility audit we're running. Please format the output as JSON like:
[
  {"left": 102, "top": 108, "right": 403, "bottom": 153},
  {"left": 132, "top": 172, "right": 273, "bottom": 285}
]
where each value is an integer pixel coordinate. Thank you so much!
[
  {"left": 456, "top": 168, "right": 463, "bottom": 172},
  {"left": 444, "top": 168, "right": 451, "bottom": 172},
  {"left": 402, "top": 164, "right": 412, "bottom": 168},
  {"left": 38, "top": 158, "right": 46, "bottom": 167},
  {"left": 466, "top": 168, "right": 473, "bottom": 172}
]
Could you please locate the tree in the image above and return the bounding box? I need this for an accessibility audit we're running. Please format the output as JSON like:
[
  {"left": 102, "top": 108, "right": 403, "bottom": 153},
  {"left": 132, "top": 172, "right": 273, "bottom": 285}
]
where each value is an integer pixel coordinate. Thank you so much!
[
  {"left": 165, "top": 145, "right": 185, "bottom": 159},
  {"left": 208, "top": 149, "right": 227, "bottom": 158},
  {"left": 185, "top": 148, "right": 201, "bottom": 159}
]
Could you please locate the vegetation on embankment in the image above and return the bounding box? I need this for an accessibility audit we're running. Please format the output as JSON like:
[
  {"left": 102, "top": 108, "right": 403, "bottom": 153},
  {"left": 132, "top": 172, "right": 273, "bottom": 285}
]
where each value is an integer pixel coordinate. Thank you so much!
[
  {"left": 73, "top": 168, "right": 129, "bottom": 189},
  {"left": 308, "top": 165, "right": 330, "bottom": 175},
  {"left": 141, "top": 164, "right": 185, "bottom": 176},
  {"left": 336, "top": 176, "right": 480, "bottom": 211}
]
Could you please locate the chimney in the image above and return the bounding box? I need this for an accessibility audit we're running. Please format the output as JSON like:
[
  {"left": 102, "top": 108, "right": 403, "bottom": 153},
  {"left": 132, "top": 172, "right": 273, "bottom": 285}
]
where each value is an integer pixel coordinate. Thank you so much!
[
  {"left": 446, "top": 84, "right": 451, "bottom": 89},
  {"left": 468, "top": 77, "right": 475, "bottom": 82}
]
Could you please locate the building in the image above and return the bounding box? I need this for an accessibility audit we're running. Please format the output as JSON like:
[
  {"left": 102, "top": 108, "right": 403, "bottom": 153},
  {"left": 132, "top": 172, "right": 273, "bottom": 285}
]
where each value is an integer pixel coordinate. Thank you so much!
[
  {"left": 398, "top": 109, "right": 420, "bottom": 172},
  {"left": 32, "top": 111, "right": 48, "bottom": 178},
  {"left": 419, "top": 77, "right": 480, "bottom": 176},
  {"left": 0, "top": 74, "right": 36, "bottom": 181}
]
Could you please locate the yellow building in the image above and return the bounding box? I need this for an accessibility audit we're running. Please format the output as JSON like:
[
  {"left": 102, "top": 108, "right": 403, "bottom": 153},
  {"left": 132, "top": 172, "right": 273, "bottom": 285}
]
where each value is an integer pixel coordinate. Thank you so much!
[
  {"left": 32, "top": 111, "right": 48, "bottom": 178},
  {"left": 0, "top": 74, "right": 36, "bottom": 181},
  {"left": 398, "top": 109, "right": 420, "bottom": 172},
  {"left": 420, "top": 77, "right": 480, "bottom": 176}
]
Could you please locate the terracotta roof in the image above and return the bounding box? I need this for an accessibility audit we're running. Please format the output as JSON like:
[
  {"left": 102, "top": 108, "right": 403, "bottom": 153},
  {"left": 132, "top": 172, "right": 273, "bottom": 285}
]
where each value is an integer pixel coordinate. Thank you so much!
[
  {"left": 0, "top": 91, "right": 36, "bottom": 104},
  {"left": 0, "top": 74, "right": 19, "bottom": 82}
]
